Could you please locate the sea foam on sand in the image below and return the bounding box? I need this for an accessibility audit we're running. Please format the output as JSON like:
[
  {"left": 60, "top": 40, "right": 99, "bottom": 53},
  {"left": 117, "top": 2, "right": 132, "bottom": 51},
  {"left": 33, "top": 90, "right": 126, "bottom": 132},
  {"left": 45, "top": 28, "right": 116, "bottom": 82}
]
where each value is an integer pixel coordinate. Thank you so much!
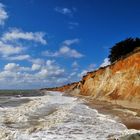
[{"left": 0, "top": 91, "right": 139, "bottom": 140}]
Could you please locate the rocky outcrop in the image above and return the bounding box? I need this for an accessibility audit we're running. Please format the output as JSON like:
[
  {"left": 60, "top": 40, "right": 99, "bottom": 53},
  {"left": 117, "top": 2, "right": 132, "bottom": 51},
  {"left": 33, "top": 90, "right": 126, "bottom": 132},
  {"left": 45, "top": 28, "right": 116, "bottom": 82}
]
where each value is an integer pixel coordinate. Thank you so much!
[{"left": 43, "top": 50, "right": 140, "bottom": 109}]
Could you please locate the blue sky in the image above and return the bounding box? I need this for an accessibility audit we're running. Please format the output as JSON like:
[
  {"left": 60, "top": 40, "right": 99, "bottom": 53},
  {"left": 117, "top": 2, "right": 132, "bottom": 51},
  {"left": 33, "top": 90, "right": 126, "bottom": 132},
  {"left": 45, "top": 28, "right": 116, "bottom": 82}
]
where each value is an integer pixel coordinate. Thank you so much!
[{"left": 0, "top": 0, "right": 140, "bottom": 89}]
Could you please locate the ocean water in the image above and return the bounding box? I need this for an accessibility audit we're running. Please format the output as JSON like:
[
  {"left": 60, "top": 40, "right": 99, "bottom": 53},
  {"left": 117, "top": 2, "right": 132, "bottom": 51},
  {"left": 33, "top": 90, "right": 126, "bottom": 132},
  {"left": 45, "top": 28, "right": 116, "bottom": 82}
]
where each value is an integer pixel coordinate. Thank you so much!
[{"left": 0, "top": 91, "right": 139, "bottom": 140}]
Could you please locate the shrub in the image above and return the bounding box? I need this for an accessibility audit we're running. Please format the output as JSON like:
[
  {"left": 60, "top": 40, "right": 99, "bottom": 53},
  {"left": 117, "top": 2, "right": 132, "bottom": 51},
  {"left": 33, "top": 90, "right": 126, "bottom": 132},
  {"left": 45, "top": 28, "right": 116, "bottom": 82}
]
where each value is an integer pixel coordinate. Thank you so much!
[{"left": 108, "top": 38, "right": 140, "bottom": 63}]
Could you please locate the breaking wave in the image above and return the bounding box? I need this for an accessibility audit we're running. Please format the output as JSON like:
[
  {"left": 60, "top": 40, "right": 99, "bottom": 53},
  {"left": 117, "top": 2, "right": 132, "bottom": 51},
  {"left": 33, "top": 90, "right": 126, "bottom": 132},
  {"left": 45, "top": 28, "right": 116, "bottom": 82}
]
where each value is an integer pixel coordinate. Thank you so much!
[{"left": 0, "top": 91, "right": 139, "bottom": 140}]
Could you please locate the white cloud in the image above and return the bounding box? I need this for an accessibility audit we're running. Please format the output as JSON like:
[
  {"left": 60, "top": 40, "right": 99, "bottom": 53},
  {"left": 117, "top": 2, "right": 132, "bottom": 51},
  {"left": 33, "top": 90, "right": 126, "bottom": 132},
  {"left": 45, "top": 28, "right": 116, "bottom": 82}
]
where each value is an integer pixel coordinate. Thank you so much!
[
  {"left": 2, "top": 60, "right": 65, "bottom": 80},
  {"left": 0, "top": 60, "right": 80, "bottom": 89},
  {"left": 55, "top": 7, "right": 72, "bottom": 16},
  {"left": 31, "top": 64, "right": 41, "bottom": 71},
  {"left": 100, "top": 58, "right": 110, "bottom": 67},
  {"left": 4, "top": 63, "right": 31, "bottom": 72},
  {"left": 4, "top": 63, "right": 20, "bottom": 72},
  {"left": 60, "top": 46, "right": 84, "bottom": 58},
  {"left": 2, "top": 28, "right": 47, "bottom": 45},
  {"left": 46, "top": 60, "right": 54, "bottom": 66},
  {"left": 0, "top": 41, "right": 23, "bottom": 56},
  {"left": 45, "top": 60, "right": 65, "bottom": 77},
  {"left": 62, "top": 38, "right": 79, "bottom": 46},
  {"left": 0, "top": 70, "right": 18, "bottom": 80},
  {"left": 30, "top": 58, "right": 45, "bottom": 65},
  {"left": 43, "top": 46, "right": 84, "bottom": 58},
  {"left": 0, "top": 3, "right": 8, "bottom": 25},
  {"left": 6, "top": 54, "right": 31, "bottom": 61},
  {"left": 36, "top": 69, "right": 48, "bottom": 78},
  {"left": 2, "top": 60, "right": 64, "bottom": 76},
  {"left": 43, "top": 38, "right": 83, "bottom": 58},
  {"left": 35, "top": 60, "right": 65, "bottom": 79}
]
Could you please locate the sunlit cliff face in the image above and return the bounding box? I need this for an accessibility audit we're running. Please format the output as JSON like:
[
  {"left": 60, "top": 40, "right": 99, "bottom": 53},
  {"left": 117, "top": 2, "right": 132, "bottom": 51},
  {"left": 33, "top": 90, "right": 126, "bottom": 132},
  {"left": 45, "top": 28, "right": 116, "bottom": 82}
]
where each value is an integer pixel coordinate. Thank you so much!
[{"left": 79, "top": 51, "right": 140, "bottom": 109}]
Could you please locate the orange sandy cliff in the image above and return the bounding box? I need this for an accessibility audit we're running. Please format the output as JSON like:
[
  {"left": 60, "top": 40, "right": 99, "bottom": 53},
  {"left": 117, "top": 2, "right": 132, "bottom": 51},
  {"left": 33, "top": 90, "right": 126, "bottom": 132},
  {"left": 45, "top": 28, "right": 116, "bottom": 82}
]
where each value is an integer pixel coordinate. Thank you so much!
[
  {"left": 42, "top": 50, "right": 140, "bottom": 109},
  {"left": 41, "top": 82, "right": 79, "bottom": 92},
  {"left": 79, "top": 50, "right": 140, "bottom": 107}
]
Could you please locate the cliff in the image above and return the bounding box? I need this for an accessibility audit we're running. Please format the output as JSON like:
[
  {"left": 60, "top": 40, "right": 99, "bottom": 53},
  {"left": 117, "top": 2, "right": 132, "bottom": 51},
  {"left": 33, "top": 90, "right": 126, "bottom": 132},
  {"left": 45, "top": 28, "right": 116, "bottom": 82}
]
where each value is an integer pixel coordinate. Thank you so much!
[
  {"left": 41, "top": 82, "right": 79, "bottom": 92},
  {"left": 79, "top": 50, "right": 140, "bottom": 109},
  {"left": 43, "top": 50, "right": 140, "bottom": 109}
]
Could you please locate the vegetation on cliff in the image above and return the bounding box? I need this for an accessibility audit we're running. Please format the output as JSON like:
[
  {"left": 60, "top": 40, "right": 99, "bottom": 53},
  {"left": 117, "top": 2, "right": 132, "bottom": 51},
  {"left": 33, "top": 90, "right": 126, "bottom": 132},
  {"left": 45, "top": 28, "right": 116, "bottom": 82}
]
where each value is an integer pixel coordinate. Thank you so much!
[{"left": 108, "top": 38, "right": 140, "bottom": 63}]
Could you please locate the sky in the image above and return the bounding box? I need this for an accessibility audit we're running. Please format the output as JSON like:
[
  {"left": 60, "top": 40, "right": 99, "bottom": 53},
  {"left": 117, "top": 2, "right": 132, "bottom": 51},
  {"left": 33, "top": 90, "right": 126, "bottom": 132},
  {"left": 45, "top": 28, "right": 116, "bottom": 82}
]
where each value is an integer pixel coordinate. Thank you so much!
[{"left": 0, "top": 0, "right": 140, "bottom": 89}]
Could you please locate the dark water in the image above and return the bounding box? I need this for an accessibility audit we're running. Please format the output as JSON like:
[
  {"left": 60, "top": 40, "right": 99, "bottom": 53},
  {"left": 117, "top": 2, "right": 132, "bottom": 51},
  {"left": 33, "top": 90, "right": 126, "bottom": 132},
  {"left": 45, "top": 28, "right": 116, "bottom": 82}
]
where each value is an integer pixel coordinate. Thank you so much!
[
  {"left": 0, "top": 90, "right": 43, "bottom": 108},
  {"left": 0, "top": 96, "right": 31, "bottom": 107},
  {"left": 0, "top": 90, "right": 43, "bottom": 97}
]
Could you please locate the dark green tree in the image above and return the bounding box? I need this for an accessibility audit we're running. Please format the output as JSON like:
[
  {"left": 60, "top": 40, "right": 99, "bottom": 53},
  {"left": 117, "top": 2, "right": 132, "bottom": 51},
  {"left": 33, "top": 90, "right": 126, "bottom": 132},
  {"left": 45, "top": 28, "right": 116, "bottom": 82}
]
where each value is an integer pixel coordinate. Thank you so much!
[{"left": 108, "top": 38, "right": 140, "bottom": 63}]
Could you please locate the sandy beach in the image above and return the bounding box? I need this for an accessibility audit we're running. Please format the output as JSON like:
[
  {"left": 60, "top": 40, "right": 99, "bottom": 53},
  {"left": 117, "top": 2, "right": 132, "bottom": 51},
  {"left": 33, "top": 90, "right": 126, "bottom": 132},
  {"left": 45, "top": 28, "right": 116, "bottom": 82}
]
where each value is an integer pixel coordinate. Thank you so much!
[{"left": 81, "top": 97, "right": 140, "bottom": 130}]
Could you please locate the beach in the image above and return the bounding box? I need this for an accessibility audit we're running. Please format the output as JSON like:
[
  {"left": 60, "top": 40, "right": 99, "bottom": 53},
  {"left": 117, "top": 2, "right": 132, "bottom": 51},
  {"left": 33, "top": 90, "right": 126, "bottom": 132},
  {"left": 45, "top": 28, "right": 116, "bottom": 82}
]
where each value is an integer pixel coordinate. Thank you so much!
[{"left": 83, "top": 98, "right": 140, "bottom": 130}]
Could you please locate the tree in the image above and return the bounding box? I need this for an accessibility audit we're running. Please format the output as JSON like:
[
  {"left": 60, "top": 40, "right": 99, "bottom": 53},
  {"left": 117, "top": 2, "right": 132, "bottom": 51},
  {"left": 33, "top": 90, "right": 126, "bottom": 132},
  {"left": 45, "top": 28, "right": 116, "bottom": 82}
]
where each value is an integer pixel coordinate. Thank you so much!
[{"left": 108, "top": 38, "right": 140, "bottom": 63}]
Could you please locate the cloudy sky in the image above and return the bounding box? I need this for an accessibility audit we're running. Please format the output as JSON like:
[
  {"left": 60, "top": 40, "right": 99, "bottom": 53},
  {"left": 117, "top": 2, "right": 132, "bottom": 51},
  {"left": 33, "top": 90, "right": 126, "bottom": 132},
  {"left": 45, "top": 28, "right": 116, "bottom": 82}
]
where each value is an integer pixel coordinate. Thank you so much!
[{"left": 0, "top": 0, "right": 140, "bottom": 89}]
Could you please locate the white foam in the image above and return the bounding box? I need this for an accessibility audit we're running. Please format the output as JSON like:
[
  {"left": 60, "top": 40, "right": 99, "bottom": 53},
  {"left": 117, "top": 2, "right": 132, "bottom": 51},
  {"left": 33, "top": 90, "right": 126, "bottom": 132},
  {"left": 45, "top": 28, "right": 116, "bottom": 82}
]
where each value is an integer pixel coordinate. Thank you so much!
[{"left": 0, "top": 91, "right": 139, "bottom": 140}]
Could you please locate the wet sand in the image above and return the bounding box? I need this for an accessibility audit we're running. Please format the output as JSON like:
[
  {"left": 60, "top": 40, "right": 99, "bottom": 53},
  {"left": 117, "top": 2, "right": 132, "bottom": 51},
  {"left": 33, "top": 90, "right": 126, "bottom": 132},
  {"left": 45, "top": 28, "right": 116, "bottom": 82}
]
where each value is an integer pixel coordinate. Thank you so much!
[
  {"left": 64, "top": 93, "right": 140, "bottom": 130},
  {"left": 82, "top": 98, "right": 140, "bottom": 130}
]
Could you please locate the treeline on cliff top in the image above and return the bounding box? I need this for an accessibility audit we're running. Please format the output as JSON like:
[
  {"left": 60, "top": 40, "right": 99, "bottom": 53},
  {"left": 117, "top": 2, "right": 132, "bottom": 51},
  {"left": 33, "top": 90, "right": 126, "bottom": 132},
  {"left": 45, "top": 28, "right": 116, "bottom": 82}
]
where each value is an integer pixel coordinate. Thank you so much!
[{"left": 108, "top": 37, "right": 140, "bottom": 63}]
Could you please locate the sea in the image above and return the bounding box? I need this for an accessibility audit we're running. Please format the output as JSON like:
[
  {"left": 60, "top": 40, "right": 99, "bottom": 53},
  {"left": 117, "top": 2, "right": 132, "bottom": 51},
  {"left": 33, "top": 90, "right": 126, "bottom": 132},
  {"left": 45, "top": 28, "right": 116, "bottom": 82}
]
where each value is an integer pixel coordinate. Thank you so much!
[{"left": 0, "top": 91, "right": 139, "bottom": 140}]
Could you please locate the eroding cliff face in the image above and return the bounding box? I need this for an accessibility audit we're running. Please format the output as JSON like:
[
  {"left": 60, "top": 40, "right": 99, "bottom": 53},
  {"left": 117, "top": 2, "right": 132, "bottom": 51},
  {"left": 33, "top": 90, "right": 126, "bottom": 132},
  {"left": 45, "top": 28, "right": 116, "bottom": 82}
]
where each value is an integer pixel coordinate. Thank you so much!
[
  {"left": 43, "top": 51, "right": 140, "bottom": 109},
  {"left": 41, "top": 82, "right": 79, "bottom": 93},
  {"left": 79, "top": 51, "right": 140, "bottom": 109}
]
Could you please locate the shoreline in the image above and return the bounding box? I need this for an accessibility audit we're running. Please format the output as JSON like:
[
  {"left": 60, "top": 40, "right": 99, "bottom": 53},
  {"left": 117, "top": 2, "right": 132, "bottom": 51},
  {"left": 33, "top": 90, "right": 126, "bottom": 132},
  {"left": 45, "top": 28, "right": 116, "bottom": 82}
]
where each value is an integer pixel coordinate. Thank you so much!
[
  {"left": 82, "top": 98, "right": 140, "bottom": 130},
  {"left": 64, "top": 93, "right": 140, "bottom": 130}
]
